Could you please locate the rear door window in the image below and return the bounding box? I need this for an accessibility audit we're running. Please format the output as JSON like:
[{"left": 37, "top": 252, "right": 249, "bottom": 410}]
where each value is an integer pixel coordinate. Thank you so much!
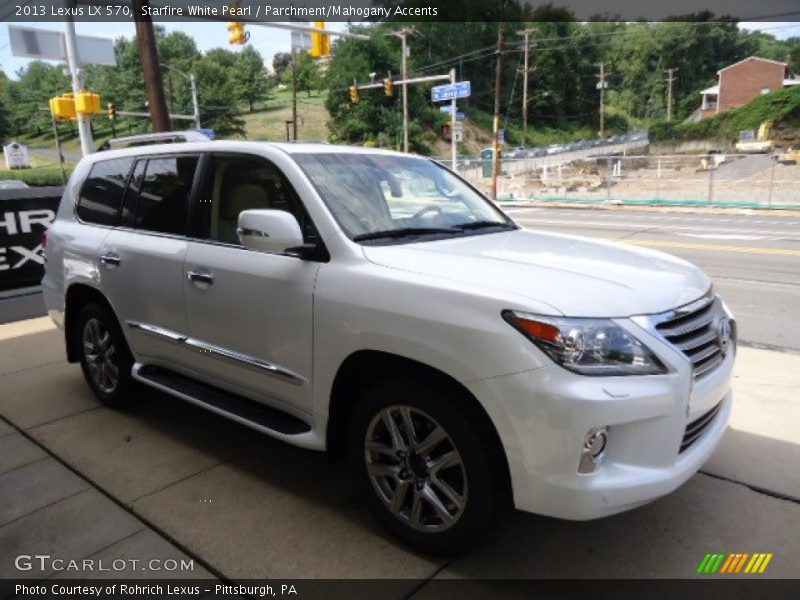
[
  {"left": 133, "top": 155, "right": 199, "bottom": 236},
  {"left": 77, "top": 158, "right": 134, "bottom": 226}
]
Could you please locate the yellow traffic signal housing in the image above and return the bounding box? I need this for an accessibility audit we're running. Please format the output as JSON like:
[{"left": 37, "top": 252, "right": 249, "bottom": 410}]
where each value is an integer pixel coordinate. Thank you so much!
[
  {"left": 108, "top": 103, "right": 117, "bottom": 120},
  {"left": 383, "top": 78, "right": 394, "bottom": 97},
  {"left": 310, "top": 21, "right": 330, "bottom": 58},
  {"left": 49, "top": 94, "right": 76, "bottom": 120},
  {"left": 75, "top": 90, "right": 101, "bottom": 115},
  {"left": 227, "top": 21, "right": 248, "bottom": 45},
  {"left": 349, "top": 85, "right": 359, "bottom": 103}
]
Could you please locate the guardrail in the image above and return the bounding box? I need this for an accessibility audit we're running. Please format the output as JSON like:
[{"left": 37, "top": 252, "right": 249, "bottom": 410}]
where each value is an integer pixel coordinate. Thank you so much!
[
  {"left": 460, "top": 153, "right": 800, "bottom": 209},
  {"left": 437, "top": 139, "right": 651, "bottom": 180}
]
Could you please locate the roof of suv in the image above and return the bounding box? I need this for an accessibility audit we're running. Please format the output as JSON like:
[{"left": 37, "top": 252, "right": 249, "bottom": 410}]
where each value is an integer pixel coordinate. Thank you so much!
[{"left": 84, "top": 140, "right": 410, "bottom": 165}]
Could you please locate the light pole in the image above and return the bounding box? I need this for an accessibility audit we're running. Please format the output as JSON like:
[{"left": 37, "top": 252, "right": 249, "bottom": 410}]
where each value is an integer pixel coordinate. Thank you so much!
[
  {"left": 63, "top": 2, "right": 94, "bottom": 155},
  {"left": 160, "top": 63, "right": 202, "bottom": 129}
]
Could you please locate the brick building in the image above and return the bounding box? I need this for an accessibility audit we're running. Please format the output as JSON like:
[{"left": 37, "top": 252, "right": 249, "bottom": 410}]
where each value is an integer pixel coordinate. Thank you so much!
[{"left": 692, "top": 57, "right": 797, "bottom": 121}]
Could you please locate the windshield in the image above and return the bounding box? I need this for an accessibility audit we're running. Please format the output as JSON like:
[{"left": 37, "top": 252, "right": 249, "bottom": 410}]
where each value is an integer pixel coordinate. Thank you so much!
[{"left": 293, "top": 153, "right": 513, "bottom": 243}]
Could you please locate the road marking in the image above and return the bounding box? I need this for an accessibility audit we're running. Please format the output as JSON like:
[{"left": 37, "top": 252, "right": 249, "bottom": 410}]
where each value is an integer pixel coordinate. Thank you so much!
[
  {"left": 519, "top": 211, "right": 798, "bottom": 226},
  {"left": 516, "top": 217, "right": 800, "bottom": 237},
  {"left": 620, "top": 239, "right": 800, "bottom": 256},
  {"left": 679, "top": 233, "right": 769, "bottom": 240}
]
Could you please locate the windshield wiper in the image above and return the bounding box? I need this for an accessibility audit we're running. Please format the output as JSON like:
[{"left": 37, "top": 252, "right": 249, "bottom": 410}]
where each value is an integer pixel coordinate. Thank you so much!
[
  {"left": 352, "top": 227, "right": 459, "bottom": 242},
  {"left": 455, "top": 220, "right": 512, "bottom": 231}
]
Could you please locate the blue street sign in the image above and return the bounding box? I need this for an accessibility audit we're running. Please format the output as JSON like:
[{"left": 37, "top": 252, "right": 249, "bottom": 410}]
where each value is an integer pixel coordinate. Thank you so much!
[
  {"left": 431, "top": 81, "right": 471, "bottom": 102},
  {"left": 440, "top": 105, "right": 466, "bottom": 120},
  {"left": 498, "top": 129, "right": 505, "bottom": 144}
]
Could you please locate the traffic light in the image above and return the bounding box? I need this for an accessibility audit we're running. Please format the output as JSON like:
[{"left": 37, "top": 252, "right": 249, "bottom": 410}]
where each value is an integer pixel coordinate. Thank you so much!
[
  {"left": 49, "top": 93, "right": 75, "bottom": 120},
  {"left": 349, "top": 85, "right": 359, "bottom": 104},
  {"left": 75, "top": 90, "right": 101, "bottom": 115},
  {"left": 310, "top": 21, "right": 330, "bottom": 58},
  {"left": 383, "top": 78, "right": 394, "bottom": 97},
  {"left": 108, "top": 103, "right": 117, "bottom": 120},
  {"left": 227, "top": 21, "right": 248, "bottom": 45}
]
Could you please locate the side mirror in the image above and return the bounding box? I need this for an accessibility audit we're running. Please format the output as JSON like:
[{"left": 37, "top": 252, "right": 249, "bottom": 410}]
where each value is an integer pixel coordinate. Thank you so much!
[{"left": 237, "top": 209, "right": 303, "bottom": 255}]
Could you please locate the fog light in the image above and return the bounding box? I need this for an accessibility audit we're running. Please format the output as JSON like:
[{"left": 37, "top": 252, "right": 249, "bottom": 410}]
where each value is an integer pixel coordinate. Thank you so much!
[{"left": 578, "top": 426, "right": 608, "bottom": 473}]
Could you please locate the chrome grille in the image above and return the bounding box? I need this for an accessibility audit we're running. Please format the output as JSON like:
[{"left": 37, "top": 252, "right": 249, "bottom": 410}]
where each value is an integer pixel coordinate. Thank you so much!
[
  {"left": 681, "top": 401, "right": 722, "bottom": 453},
  {"left": 653, "top": 293, "right": 730, "bottom": 379}
]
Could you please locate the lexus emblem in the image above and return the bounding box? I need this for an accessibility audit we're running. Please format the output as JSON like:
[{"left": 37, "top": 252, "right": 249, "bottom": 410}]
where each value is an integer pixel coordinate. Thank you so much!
[{"left": 718, "top": 318, "right": 732, "bottom": 357}]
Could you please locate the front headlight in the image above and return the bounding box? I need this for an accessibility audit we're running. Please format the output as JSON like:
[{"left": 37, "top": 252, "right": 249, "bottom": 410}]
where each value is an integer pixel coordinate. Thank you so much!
[{"left": 503, "top": 310, "right": 667, "bottom": 376}]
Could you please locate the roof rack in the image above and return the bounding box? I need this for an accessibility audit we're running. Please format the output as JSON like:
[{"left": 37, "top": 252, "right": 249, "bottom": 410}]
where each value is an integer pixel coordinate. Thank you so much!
[{"left": 100, "top": 130, "right": 212, "bottom": 151}]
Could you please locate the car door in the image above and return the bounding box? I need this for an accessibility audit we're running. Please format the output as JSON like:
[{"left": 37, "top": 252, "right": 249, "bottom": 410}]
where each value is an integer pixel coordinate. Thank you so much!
[
  {"left": 180, "top": 152, "right": 321, "bottom": 417},
  {"left": 100, "top": 153, "right": 202, "bottom": 363}
]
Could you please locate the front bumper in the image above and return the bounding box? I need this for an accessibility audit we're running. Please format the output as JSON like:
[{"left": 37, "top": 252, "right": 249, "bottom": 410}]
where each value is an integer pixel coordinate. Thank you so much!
[{"left": 467, "top": 336, "right": 734, "bottom": 520}]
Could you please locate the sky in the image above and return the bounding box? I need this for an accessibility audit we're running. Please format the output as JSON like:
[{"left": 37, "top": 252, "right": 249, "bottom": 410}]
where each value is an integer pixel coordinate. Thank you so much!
[
  {"left": 0, "top": 20, "right": 351, "bottom": 77},
  {"left": 0, "top": 20, "right": 798, "bottom": 79}
]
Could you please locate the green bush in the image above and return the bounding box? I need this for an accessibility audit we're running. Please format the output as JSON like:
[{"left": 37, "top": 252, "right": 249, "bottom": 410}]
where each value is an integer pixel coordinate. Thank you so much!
[
  {"left": 650, "top": 86, "right": 800, "bottom": 142},
  {"left": 0, "top": 165, "right": 73, "bottom": 187}
]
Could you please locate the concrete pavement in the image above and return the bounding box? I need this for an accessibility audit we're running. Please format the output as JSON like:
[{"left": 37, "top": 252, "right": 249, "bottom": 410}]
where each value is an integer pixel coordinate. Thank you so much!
[{"left": 0, "top": 317, "right": 798, "bottom": 587}]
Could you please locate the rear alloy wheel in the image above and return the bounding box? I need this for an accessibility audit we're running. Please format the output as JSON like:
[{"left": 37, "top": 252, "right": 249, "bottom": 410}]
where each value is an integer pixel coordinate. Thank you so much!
[
  {"left": 350, "top": 378, "right": 498, "bottom": 554},
  {"left": 82, "top": 317, "right": 119, "bottom": 394},
  {"left": 77, "top": 303, "right": 134, "bottom": 406}
]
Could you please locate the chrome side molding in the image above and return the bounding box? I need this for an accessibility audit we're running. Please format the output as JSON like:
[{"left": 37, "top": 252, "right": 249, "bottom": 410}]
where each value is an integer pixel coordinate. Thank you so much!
[{"left": 126, "top": 320, "right": 305, "bottom": 386}]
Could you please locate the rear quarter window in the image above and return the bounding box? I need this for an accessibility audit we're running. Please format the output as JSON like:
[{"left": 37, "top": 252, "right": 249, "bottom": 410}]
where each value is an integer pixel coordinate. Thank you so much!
[{"left": 76, "top": 158, "right": 134, "bottom": 226}]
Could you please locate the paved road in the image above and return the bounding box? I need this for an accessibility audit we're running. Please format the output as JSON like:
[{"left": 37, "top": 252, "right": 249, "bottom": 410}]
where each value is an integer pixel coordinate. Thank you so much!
[{"left": 506, "top": 206, "right": 800, "bottom": 353}]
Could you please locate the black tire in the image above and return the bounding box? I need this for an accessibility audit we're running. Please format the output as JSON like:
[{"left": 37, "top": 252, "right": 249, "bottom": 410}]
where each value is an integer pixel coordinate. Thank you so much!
[
  {"left": 76, "top": 302, "right": 135, "bottom": 406},
  {"left": 348, "top": 375, "right": 499, "bottom": 555}
]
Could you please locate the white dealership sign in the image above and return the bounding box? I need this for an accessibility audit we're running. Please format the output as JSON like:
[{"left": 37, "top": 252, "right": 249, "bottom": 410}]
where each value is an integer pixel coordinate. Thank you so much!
[{"left": 3, "top": 143, "right": 31, "bottom": 170}]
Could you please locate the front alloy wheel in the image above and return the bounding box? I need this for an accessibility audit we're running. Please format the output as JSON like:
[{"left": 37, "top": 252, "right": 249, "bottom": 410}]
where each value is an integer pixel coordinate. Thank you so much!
[
  {"left": 350, "top": 378, "right": 499, "bottom": 555},
  {"left": 365, "top": 405, "right": 467, "bottom": 532}
]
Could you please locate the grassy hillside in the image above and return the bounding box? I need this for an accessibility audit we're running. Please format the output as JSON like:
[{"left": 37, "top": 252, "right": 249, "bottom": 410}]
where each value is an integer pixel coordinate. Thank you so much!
[
  {"left": 240, "top": 89, "right": 329, "bottom": 142},
  {"left": 651, "top": 86, "right": 800, "bottom": 143}
]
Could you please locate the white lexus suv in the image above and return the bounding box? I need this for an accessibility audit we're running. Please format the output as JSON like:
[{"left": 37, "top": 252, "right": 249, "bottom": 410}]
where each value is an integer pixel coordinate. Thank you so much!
[{"left": 43, "top": 141, "right": 735, "bottom": 554}]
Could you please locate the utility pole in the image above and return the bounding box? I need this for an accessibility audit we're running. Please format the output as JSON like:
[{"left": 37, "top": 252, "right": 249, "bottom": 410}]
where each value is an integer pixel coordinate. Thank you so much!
[
  {"left": 665, "top": 67, "right": 678, "bottom": 122},
  {"left": 190, "top": 74, "right": 201, "bottom": 128},
  {"left": 291, "top": 48, "right": 298, "bottom": 140},
  {"left": 491, "top": 14, "right": 507, "bottom": 201},
  {"left": 449, "top": 68, "right": 457, "bottom": 171},
  {"left": 63, "top": 1, "right": 94, "bottom": 156},
  {"left": 597, "top": 62, "right": 610, "bottom": 138},
  {"left": 133, "top": 0, "right": 171, "bottom": 132},
  {"left": 391, "top": 28, "right": 415, "bottom": 153},
  {"left": 516, "top": 28, "right": 536, "bottom": 145}
]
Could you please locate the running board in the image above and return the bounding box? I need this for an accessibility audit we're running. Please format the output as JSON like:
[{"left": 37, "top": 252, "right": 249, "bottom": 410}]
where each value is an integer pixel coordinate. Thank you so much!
[{"left": 132, "top": 363, "right": 311, "bottom": 436}]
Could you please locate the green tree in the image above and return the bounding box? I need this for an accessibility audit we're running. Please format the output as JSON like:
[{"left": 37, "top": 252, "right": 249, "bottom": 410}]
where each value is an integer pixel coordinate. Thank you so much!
[
  {"left": 193, "top": 56, "right": 245, "bottom": 137},
  {"left": 5, "top": 61, "right": 70, "bottom": 136},
  {"left": 234, "top": 46, "right": 271, "bottom": 112},
  {"left": 272, "top": 52, "right": 292, "bottom": 80},
  {"left": 325, "top": 25, "right": 444, "bottom": 151},
  {"left": 0, "top": 70, "right": 11, "bottom": 142},
  {"left": 284, "top": 52, "right": 323, "bottom": 98}
]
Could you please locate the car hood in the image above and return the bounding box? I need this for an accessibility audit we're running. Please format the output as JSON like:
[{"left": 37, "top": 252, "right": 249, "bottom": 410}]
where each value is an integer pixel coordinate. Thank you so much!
[{"left": 362, "top": 229, "right": 710, "bottom": 317}]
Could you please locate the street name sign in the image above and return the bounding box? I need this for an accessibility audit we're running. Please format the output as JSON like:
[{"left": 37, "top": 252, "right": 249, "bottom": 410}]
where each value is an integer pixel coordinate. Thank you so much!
[{"left": 431, "top": 81, "right": 471, "bottom": 102}]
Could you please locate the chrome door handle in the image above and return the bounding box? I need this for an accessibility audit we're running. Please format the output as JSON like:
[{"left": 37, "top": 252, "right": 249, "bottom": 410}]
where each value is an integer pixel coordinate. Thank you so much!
[
  {"left": 187, "top": 271, "right": 215, "bottom": 286},
  {"left": 99, "top": 253, "right": 121, "bottom": 268}
]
